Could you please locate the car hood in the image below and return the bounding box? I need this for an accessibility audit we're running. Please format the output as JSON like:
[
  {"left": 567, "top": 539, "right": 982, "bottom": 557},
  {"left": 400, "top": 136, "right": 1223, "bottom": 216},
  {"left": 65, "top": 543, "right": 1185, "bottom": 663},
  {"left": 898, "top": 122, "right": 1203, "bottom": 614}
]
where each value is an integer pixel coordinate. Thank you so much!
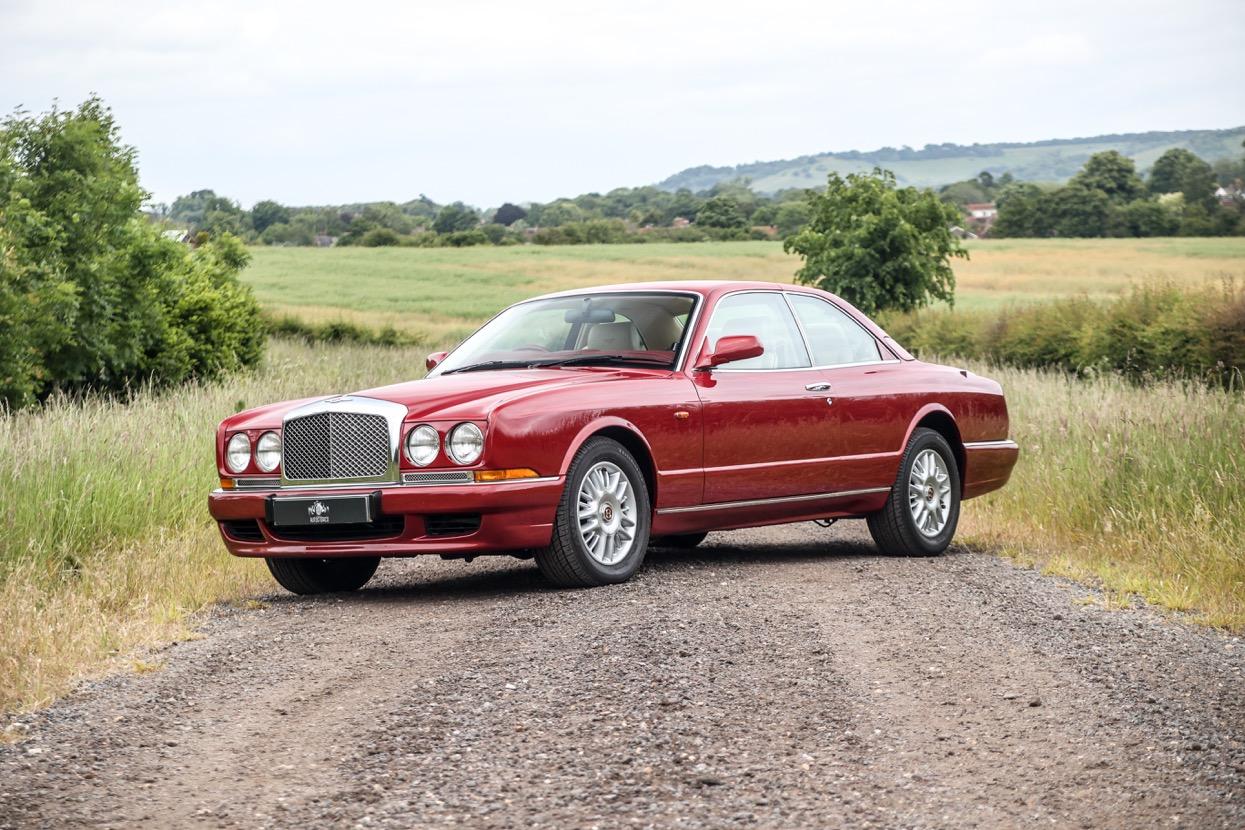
[
  {"left": 356, "top": 367, "right": 660, "bottom": 421},
  {"left": 221, "top": 367, "right": 669, "bottom": 432}
]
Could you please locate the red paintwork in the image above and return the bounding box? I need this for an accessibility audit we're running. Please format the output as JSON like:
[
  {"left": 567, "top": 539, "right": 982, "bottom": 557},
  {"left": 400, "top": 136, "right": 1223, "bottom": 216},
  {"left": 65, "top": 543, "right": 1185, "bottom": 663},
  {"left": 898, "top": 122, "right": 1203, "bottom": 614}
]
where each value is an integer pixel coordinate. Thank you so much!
[{"left": 208, "top": 281, "right": 1019, "bottom": 558}]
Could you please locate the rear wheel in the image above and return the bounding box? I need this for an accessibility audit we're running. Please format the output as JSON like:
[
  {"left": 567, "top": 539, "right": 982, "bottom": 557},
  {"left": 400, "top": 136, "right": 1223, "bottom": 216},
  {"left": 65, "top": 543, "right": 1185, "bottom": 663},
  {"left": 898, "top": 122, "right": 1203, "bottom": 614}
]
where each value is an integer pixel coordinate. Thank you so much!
[
  {"left": 536, "top": 437, "right": 651, "bottom": 587},
  {"left": 651, "top": 532, "right": 709, "bottom": 549},
  {"left": 867, "top": 428, "right": 960, "bottom": 557},
  {"left": 265, "top": 556, "right": 380, "bottom": 595}
]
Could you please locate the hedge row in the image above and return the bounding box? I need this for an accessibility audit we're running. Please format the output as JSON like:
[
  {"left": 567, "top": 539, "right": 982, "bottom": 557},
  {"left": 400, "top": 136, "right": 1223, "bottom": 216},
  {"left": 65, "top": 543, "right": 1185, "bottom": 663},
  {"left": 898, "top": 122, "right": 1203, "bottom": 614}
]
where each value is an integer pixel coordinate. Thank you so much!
[
  {"left": 880, "top": 283, "right": 1245, "bottom": 385},
  {"left": 263, "top": 314, "right": 427, "bottom": 347}
]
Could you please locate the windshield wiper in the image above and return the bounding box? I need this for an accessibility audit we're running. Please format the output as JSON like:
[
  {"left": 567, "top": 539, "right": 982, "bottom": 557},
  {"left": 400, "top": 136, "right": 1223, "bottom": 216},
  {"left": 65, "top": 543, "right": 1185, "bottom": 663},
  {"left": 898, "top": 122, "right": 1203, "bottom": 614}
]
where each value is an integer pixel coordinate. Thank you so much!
[
  {"left": 534, "top": 354, "right": 673, "bottom": 369},
  {"left": 440, "top": 360, "right": 537, "bottom": 375}
]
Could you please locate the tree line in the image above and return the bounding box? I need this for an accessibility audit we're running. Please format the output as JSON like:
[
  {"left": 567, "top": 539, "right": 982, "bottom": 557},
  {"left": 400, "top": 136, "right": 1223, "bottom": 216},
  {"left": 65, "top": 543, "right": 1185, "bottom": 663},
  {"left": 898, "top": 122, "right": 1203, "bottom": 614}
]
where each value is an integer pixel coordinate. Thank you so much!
[
  {"left": 944, "top": 147, "right": 1245, "bottom": 238},
  {"left": 156, "top": 180, "right": 817, "bottom": 248}
]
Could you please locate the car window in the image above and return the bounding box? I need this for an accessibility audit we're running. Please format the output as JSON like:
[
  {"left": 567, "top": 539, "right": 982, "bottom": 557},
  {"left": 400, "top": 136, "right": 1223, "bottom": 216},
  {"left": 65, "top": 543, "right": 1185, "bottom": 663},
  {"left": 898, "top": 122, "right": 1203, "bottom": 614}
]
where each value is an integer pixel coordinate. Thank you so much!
[
  {"left": 705, "top": 292, "right": 811, "bottom": 370},
  {"left": 433, "top": 293, "right": 696, "bottom": 374},
  {"left": 787, "top": 294, "right": 882, "bottom": 365}
]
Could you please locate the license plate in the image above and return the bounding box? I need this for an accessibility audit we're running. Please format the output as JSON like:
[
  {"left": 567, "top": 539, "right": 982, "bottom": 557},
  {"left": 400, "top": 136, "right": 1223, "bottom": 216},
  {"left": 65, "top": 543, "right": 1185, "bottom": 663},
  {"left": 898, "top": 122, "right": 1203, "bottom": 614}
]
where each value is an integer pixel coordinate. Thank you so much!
[{"left": 268, "top": 493, "right": 376, "bottom": 527}]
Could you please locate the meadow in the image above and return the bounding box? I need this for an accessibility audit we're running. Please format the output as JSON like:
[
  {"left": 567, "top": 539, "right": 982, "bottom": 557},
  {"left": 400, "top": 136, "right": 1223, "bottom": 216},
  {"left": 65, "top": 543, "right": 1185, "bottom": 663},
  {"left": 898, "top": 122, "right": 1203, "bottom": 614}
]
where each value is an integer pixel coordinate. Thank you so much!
[
  {"left": 245, "top": 237, "right": 1245, "bottom": 342},
  {"left": 4, "top": 236, "right": 1245, "bottom": 716}
]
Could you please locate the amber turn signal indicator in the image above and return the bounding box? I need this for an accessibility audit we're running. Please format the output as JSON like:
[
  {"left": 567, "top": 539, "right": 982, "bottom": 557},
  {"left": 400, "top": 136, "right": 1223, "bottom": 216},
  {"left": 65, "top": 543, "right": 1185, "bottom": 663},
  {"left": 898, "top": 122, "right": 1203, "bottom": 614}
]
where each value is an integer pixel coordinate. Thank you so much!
[
  {"left": 219, "top": 477, "right": 236, "bottom": 490},
  {"left": 473, "top": 468, "right": 539, "bottom": 483}
]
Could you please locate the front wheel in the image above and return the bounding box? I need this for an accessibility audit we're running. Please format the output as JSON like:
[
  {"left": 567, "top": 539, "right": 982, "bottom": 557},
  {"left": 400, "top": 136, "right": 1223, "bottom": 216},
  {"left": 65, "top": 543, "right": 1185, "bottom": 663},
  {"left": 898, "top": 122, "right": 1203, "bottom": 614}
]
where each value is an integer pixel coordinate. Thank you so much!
[
  {"left": 867, "top": 428, "right": 960, "bottom": 556},
  {"left": 265, "top": 556, "right": 380, "bottom": 595},
  {"left": 536, "top": 437, "right": 651, "bottom": 587}
]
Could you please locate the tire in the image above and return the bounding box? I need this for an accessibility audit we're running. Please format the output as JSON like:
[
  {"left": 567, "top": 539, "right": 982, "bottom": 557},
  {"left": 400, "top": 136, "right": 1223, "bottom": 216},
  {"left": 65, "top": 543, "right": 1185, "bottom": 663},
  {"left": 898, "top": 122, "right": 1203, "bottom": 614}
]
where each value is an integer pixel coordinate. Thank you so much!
[
  {"left": 536, "top": 437, "right": 651, "bottom": 587},
  {"left": 265, "top": 556, "right": 380, "bottom": 595},
  {"left": 650, "top": 532, "right": 709, "bottom": 549},
  {"left": 867, "top": 428, "right": 961, "bottom": 557}
]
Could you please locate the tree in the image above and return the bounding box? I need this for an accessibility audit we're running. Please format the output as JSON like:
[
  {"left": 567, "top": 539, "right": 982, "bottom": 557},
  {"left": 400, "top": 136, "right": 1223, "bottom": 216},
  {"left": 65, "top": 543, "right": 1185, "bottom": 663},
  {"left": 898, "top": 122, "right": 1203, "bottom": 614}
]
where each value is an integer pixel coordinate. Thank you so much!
[
  {"left": 783, "top": 169, "right": 967, "bottom": 315},
  {"left": 492, "top": 202, "right": 527, "bottom": 226},
  {"left": 432, "top": 202, "right": 479, "bottom": 234},
  {"left": 1070, "top": 151, "right": 1144, "bottom": 202},
  {"left": 773, "top": 201, "right": 811, "bottom": 236},
  {"left": 992, "top": 183, "right": 1048, "bottom": 237},
  {"left": 695, "top": 195, "right": 747, "bottom": 229},
  {"left": 251, "top": 199, "right": 290, "bottom": 234},
  {"left": 1108, "top": 199, "right": 1180, "bottom": 237},
  {"left": 1045, "top": 185, "right": 1111, "bottom": 237},
  {"left": 0, "top": 97, "right": 263, "bottom": 409},
  {"left": 1148, "top": 148, "right": 1217, "bottom": 210}
]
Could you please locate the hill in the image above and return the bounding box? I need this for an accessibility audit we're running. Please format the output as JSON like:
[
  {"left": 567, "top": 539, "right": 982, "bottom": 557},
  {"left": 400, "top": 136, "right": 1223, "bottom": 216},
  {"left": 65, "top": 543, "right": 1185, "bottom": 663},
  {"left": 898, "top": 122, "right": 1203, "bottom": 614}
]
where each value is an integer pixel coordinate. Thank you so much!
[{"left": 657, "top": 127, "right": 1245, "bottom": 193}]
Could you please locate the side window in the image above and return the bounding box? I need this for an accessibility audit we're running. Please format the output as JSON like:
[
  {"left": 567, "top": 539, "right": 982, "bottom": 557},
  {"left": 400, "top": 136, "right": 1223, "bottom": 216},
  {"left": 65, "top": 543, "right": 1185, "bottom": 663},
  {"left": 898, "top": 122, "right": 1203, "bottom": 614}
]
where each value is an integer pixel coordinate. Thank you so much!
[
  {"left": 705, "top": 292, "right": 810, "bottom": 370},
  {"left": 787, "top": 294, "right": 882, "bottom": 365}
]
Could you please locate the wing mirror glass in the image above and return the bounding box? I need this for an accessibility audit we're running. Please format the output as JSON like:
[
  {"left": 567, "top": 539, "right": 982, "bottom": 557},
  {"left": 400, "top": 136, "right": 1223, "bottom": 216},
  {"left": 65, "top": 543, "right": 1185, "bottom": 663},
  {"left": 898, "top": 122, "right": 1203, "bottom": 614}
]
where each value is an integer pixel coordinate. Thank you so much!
[
  {"left": 425, "top": 351, "right": 449, "bottom": 371},
  {"left": 696, "top": 335, "right": 764, "bottom": 369}
]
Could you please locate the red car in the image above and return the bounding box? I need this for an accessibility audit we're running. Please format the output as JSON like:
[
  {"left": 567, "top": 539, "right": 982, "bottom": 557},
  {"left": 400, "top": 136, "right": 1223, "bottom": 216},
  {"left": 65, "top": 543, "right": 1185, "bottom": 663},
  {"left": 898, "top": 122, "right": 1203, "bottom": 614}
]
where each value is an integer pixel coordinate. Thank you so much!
[{"left": 209, "top": 282, "right": 1019, "bottom": 594}]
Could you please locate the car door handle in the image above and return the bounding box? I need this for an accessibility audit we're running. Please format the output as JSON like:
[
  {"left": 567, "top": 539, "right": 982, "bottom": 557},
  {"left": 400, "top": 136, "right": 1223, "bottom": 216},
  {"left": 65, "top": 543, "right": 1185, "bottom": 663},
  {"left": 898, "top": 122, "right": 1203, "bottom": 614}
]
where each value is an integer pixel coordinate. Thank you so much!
[{"left": 804, "top": 382, "right": 832, "bottom": 392}]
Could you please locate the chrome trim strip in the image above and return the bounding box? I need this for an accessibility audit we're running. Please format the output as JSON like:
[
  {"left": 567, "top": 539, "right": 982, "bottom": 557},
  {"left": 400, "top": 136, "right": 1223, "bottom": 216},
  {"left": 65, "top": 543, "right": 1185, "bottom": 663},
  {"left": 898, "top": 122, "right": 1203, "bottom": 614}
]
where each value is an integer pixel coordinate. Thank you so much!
[
  {"left": 280, "top": 395, "right": 407, "bottom": 487},
  {"left": 219, "top": 475, "right": 562, "bottom": 494},
  {"left": 963, "top": 439, "right": 1019, "bottom": 450},
  {"left": 656, "top": 486, "right": 890, "bottom": 515}
]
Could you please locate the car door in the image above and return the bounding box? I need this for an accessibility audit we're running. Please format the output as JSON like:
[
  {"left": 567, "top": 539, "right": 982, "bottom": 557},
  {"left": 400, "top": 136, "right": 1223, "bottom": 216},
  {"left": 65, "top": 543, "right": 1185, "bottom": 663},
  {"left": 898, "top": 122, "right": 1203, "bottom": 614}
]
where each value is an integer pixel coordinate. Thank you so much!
[
  {"left": 693, "top": 291, "right": 840, "bottom": 504},
  {"left": 785, "top": 292, "right": 908, "bottom": 492}
]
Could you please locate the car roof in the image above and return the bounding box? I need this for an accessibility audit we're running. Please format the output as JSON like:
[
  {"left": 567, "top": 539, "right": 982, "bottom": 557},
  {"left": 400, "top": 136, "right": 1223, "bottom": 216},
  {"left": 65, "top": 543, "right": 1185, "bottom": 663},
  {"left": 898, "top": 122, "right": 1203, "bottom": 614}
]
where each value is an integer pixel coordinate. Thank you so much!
[{"left": 532, "top": 280, "right": 825, "bottom": 302}]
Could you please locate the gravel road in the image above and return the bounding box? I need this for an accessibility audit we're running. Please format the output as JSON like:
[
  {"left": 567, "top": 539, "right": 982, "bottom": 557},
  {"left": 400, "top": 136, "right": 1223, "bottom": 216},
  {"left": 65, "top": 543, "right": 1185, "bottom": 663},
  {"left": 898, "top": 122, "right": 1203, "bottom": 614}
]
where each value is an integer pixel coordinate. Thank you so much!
[{"left": 2, "top": 521, "right": 1243, "bottom": 829}]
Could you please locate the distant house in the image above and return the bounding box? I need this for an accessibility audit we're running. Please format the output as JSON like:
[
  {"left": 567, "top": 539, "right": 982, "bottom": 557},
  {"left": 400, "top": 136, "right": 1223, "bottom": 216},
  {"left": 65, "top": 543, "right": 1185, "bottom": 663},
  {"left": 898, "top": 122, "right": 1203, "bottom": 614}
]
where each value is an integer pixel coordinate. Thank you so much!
[
  {"left": 161, "top": 228, "right": 191, "bottom": 243},
  {"left": 313, "top": 235, "right": 337, "bottom": 247},
  {"left": 1216, "top": 186, "right": 1241, "bottom": 207},
  {"left": 671, "top": 216, "right": 691, "bottom": 229},
  {"left": 949, "top": 225, "right": 979, "bottom": 240},
  {"left": 963, "top": 202, "right": 997, "bottom": 236}
]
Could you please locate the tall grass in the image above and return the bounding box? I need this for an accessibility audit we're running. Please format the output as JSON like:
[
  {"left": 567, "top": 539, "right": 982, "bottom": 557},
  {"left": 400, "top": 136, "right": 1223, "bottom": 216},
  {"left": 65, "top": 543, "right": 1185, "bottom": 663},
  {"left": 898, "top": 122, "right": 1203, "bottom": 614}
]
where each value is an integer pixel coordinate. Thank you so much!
[
  {"left": 2, "top": 340, "right": 1242, "bottom": 714},
  {"left": 959, "top": 362, "right": 1245, "bottom": 628},
  {"left": 0, "top": 339, "right": 431, "bottom": 713}
]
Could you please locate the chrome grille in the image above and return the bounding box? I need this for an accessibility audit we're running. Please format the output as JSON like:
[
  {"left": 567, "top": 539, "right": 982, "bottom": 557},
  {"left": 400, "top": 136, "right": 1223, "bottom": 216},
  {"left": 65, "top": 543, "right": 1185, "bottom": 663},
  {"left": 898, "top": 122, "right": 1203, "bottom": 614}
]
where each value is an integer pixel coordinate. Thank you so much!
[{"left": 283, "top": 411, "right": 392, "bottom": 481}]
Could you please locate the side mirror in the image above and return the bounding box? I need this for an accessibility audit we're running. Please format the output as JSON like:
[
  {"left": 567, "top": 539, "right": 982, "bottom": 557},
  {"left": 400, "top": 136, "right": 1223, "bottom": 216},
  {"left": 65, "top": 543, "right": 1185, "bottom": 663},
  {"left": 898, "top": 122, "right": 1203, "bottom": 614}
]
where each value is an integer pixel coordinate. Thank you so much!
[
  {"left": 696, "top": 335, "right": 764, "bottom": 369},
  {"left": 425, "top": 351, "right": 449, "bottom": 371}
]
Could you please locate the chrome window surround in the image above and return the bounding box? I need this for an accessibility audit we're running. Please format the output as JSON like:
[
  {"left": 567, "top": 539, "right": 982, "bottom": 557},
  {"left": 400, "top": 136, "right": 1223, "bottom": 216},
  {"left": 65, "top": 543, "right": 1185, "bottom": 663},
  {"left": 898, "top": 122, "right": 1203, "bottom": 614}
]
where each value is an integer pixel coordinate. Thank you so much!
[
  {"left": 280, "top": 395, "right": 407, "bottom": 487},
  {"left": 426, "top": 290, "right": 705, "bottom": 376},
  {"left": 696, "top": 289, "right": 901, "bottom": 373}
]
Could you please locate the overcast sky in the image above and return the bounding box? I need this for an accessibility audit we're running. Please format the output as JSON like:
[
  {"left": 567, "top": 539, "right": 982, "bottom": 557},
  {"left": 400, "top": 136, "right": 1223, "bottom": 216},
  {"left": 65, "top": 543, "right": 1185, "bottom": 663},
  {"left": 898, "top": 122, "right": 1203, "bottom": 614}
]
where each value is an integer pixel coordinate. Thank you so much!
[{"left": 2, "top": 0, "right": 1243, "bottom": 209}]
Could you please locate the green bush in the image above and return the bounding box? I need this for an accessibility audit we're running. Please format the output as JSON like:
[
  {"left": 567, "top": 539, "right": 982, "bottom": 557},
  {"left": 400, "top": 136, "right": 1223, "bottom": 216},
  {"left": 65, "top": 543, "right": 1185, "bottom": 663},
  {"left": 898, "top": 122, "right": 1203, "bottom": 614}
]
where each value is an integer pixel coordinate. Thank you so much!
[
  {"left": 0, "top": 98, "right": 265, "bottom": 410},
  {"left": 883, "top": 283, "right": 1245, "bottom": 386}
]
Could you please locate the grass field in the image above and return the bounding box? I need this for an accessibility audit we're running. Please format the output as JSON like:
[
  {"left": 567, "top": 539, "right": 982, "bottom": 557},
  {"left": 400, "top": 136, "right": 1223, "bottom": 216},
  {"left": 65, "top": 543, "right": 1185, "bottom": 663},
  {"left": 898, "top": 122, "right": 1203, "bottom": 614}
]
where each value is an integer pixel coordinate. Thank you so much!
[
  {"left": 245, "top": 238, "right": 1245, "bottom": 343},
  {"left": 4, "top": 236, "right": 1245, "bottom": 716},
  {"left": 3, "top": 336, "right": 1242, "bottom": 715}
]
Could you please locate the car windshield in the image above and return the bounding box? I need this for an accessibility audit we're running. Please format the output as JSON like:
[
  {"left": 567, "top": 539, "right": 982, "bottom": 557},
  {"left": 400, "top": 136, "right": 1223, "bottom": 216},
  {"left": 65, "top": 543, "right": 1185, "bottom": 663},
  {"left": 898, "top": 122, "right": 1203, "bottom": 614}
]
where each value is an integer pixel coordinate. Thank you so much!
[{"left": 433, "top": 292, "right": 698, "bottom": 375}]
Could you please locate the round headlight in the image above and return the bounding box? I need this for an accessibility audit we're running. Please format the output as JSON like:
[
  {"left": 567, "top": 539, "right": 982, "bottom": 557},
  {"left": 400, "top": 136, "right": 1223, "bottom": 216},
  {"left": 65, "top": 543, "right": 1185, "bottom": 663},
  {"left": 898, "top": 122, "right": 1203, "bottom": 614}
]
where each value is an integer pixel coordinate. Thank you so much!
[
  {"left": 405, "top": 424, "right": 439, "bottom": 467},
  {"left": 225, "top": 433, "right": 251, "bottom": 473},
  {"left": 255, "top": 430, "right": 282, "bottom": 473},
  {"left": 446, "top": 423, "right": 484, "bottom": 465}
]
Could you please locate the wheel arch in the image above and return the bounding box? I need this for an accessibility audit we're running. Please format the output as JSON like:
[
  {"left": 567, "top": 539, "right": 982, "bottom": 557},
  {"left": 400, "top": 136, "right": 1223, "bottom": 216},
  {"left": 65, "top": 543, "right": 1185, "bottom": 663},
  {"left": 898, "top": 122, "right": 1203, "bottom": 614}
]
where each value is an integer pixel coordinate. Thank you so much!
[
  {"left": 902, "top": 405, "right": 966, "bottom": 492},
  {"left": 558, "top": 418, "right": 658, "bottom": 510}
]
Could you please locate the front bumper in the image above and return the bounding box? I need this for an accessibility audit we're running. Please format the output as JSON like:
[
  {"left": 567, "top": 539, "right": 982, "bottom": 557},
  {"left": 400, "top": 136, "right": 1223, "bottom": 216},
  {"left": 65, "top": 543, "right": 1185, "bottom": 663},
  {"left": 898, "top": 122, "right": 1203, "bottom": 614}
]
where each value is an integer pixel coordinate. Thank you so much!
[{"left": 207, "top": 477, "right": 564, "bottom": 558}]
